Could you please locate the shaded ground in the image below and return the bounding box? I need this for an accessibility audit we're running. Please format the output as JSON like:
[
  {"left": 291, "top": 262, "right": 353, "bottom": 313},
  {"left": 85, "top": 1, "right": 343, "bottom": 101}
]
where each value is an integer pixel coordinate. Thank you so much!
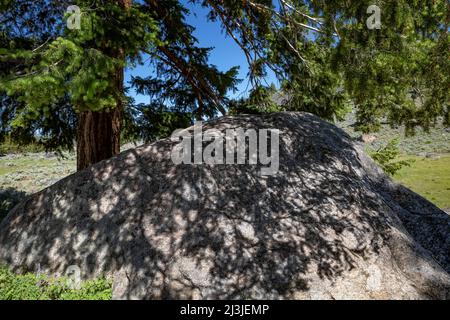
[{"left": 0, "top": 188, "right": 27, "bottom": 222}]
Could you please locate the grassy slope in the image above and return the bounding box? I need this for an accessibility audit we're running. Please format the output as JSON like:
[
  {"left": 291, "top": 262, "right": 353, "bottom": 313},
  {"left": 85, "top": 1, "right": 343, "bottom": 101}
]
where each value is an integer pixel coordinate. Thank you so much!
[
  {"left": 338, "top": 109, "right": 450, "bottom": 154},
  {"left": 394, "top": 154, "right": 450, "bottom": 209},
  {"left": 0, "top": 154, "right": 75, "bottom": 193},
  {"left": 337, "top": 110, "right": 450, "bottom": 209}
]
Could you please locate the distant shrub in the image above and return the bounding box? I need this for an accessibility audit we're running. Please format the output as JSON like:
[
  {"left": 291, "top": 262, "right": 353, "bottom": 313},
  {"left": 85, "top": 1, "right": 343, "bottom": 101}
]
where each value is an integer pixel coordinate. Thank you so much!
[
  {"left": 370, "top": 138, "right": 414, "bottom": 176},
  {"left": 0, "top": 138, "right": 45, "bottom": 155},
  {"left": 0, "top": 266, "right": 112, "bottom": 300}
]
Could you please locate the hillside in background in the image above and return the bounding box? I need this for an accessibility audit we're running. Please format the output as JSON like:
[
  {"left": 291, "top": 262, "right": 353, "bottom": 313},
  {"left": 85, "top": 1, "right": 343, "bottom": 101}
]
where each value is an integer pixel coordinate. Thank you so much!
[
  {"left": 337, "top": 109, "right": 450, "bottom": 209},
  {"left": 337, "top": 109, "right": 450, "bottom": 155}
]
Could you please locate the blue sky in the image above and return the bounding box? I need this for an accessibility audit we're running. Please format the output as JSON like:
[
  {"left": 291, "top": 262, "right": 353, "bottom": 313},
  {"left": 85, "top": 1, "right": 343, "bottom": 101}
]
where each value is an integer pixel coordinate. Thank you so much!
[{"left": 125, "top": 2, "right": 278, "bottom": 105}]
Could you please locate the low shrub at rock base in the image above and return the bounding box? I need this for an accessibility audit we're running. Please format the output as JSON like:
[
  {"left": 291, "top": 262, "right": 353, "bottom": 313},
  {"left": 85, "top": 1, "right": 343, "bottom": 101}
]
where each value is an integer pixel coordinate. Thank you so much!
[{"left": 0, "top": 266, "right": 111, "bottom": 300}]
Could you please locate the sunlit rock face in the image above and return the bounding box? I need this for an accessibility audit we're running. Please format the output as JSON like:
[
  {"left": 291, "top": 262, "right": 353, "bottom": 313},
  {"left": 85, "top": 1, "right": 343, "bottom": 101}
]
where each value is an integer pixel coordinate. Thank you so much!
[{"left": 0, "top": 112, "right": 449, "bottom": 299}]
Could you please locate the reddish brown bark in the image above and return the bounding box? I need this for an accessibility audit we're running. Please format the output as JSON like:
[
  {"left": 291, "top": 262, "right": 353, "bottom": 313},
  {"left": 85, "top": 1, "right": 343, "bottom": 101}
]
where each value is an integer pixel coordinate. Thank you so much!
[
  {"left": 76, "top": 106, "right": 122, "bottom": 171},
  {"left": 76, "top": 0, "right": 131, "bottom": 171}
]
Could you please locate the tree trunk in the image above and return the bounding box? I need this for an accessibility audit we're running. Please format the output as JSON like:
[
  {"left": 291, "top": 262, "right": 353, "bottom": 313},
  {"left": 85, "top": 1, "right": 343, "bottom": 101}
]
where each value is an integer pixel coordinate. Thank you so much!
[
  {"left": 76, "top": 61, "right": 124, "bottom": 171},
  {"left": 76, "top": 106, "right": 122, "bottom": 171},
  {"left": 76, "top": 0, "right": 131, "bottom": 171}
]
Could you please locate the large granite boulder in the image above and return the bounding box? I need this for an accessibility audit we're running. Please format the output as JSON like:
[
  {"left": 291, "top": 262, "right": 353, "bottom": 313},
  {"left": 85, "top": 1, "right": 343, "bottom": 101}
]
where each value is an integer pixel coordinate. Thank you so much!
[{"left": 0, "top": 112, "right": 449, "bottom": 299}]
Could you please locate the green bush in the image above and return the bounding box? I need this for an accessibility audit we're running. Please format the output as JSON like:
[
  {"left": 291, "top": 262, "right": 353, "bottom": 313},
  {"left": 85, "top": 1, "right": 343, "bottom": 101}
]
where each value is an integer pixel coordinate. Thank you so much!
[
  {"left": 0, "top": 139, "right": 45, "bottom": 154},
  {"left": 0, "top": 266, "right": 112, "bottom": 300},
  {"left": 370, "top": 138, "right": 414, "bottom": 176}
]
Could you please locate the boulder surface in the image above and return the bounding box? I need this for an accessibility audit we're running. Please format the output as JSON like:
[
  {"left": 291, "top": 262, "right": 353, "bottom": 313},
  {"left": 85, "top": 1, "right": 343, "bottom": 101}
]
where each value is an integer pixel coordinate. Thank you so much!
[{"left": 0, "top": 112, "right": 449, "bottom": 299}]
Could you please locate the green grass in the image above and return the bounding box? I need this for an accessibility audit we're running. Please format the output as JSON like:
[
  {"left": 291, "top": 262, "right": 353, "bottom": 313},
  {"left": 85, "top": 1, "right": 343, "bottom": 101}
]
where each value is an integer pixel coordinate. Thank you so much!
[
  {"left": 0, "top": 266, "right": 112, "bottom": 300},
  {"left": 0, "top": 154, "right": 75, "bottom": 193},
  {"left": 0, "top": 154, "right": 76, "bottom": 220},
  {"left": 0, "top": 158, "right": 63, "bottom": 175},
  {"left": 394, "top": 153, "right": 450, "bottom": 209}
]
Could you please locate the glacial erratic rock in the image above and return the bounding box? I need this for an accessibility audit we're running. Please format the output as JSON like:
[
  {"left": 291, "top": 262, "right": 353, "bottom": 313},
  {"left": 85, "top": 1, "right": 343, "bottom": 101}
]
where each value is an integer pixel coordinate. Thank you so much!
[{"left": 0, "top": 112, "right": 449, "bottom": 299}]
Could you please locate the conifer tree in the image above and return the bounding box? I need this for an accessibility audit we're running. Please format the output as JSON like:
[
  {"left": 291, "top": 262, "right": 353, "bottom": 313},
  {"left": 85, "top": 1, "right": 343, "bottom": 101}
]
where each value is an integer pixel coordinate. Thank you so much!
[
  {"left": 1, "top": 0, "right": 239, "bottom": 169},
  {"left": 1, "top": 1, "right": 448, "bottom": 170}
]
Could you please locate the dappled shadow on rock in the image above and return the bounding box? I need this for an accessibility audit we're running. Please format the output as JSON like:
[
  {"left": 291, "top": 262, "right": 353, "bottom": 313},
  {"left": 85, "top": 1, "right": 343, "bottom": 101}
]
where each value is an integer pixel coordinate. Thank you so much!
[{"left": 0, "top": 112, "right": 449, "bottom": 299}]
